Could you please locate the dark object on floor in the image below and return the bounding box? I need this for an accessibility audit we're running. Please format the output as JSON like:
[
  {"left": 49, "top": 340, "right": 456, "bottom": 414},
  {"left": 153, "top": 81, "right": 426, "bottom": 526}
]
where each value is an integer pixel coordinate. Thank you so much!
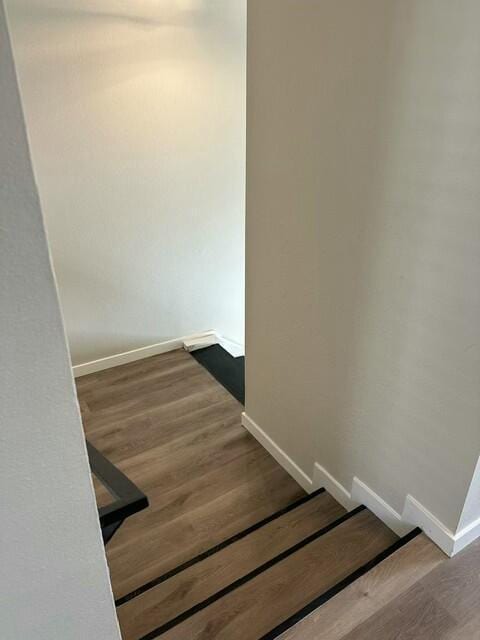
[
  {"left": 191, "top": 344, "right": 245, "bottom": 404},
  {"left": 87, "top": 441, "right": 149, "bottom": 544}
]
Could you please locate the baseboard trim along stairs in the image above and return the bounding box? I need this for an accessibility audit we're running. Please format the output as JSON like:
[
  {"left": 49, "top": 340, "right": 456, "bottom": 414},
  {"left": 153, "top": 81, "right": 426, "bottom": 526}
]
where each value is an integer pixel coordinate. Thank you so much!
[
  {"left": 115, "top": 479, "right": 422, "bottom": 640},
  {"left": 242, "top": 412, "right": 478, "bottom": 557},
  {"left": 241, "top": 413, "right": 314, "bottom": 493}
]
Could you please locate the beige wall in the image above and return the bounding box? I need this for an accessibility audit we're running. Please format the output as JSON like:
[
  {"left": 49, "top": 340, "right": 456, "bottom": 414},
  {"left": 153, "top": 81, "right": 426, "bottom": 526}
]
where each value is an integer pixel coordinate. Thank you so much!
[
  {"left": 246, "top": 0, "right": 480, "bottom": 533},
  {"left": 0, "top": 2, "right": 120, "bottom": 636},
  {"left": 7, "top": 0, "right": 246, "bottom": 365}
]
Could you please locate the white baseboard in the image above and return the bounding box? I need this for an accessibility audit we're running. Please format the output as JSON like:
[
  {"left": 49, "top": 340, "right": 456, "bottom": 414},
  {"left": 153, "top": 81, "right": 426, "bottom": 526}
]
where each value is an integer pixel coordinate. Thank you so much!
[
  {"left": 73, "top": 330, "right": 245, "bottom": 378},
  {"left": 452, "top": 514, "right": 480, "bottom": 555},
  {"left": 403, "top": 495, "right": 455, "bottom": 555},
  {"left": 402, "top": 496, "right": 480, "bottom": 556},
  {"left": 182, "top": 332, "right": 218, "bottom": 352},
  {"left": 217, "top": 335, "right": 245, "bottom": 358},
  {"left": 73, "top": 331, "right": 216, "bottom": 378},
  {"left": 183, "top": 332, "right": 244, "bottom": 357},
  {"left": 313, "top": 461, "right": 465, "bottom": 555},
  {"left": 313, "top": 463, "right": 359, "bottom": 512},
  {"left": 352, "top": 477, "right": 414, "bottom": 537},
  {"left": 241, "top": 413, "right": 314, "bottom": 493}
]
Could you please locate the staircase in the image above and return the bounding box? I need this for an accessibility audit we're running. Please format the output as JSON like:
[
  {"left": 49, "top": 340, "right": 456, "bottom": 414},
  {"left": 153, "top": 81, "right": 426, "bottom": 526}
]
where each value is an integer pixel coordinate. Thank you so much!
[
  {"left": 116, "top": 487, "right": 417, "bottom": 640},
  {"left": 82, "top": 347, "right": 424, "bottom": 640}
]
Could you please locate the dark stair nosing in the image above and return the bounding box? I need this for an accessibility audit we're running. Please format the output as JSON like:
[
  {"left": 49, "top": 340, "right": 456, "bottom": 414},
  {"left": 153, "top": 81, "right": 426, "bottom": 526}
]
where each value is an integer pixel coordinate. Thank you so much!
[
  {"left": 137, "top": 505, "right": 367, "bottom": 640},
  {"left": 115, "top": 487, "right": 325, "bottom": 607},
  {"left": 258, "top": 527, "right": 422, "bottom": 640}
]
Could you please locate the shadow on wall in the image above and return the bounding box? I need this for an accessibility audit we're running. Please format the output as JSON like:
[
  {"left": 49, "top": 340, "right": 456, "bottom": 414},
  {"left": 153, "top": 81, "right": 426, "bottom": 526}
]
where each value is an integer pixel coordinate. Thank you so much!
[
  {"left": 13, "top": 0, "right": 240, "bottom": 29},
  {"left": 12, "top": 0, "right": 244, "bottom": 82},
  {"left": 53, "top": 257, "right": 170, "bottom": 364},
  {"left": 7, "top": 0, "right": 246, "bottom": 366},
  {"left": 10, "top": 0, "right": 244, "bottom": 103}
]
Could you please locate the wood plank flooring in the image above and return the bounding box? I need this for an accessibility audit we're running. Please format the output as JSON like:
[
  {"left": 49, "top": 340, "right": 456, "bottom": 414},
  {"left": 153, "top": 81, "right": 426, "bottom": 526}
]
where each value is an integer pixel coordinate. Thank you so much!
[
  {"left": 160, "top": 509, "right": 397, "bottom": 640},
  {"left": 117, "top": 491, "right": 346, "bottom": 640},
  {"left": 78, "top": 349, "right": 305, "bottom": 602},
  {"left": 278, "top": 533, "right": 446, "bottom": 640},
  {"left": 78, "top": 349, "right": 398, "bottom": 640},
  {"left": 78, "top": 348, "right": 479, "bottom": 640},
  {"left": 278, "top": 533, "right": 480, "bottom": 640}
]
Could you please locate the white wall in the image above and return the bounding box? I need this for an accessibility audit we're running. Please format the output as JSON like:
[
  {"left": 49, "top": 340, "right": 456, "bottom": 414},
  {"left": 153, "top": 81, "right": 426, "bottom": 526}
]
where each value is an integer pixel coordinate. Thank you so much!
[
  {"left": 7, "top": 0, "right": 246, "bottom": 365},
  {"left": 0, "top": 2, "right": 121, "bottom": 637},
  {"left": 246, "top": 0, "right": 480, "bottom": 535}
]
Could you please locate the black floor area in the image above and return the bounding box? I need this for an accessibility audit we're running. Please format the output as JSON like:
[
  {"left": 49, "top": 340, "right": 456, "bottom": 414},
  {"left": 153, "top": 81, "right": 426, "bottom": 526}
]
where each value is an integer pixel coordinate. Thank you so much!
[{"left": 191, "top": 344, "right": 245, "bottom": 405}]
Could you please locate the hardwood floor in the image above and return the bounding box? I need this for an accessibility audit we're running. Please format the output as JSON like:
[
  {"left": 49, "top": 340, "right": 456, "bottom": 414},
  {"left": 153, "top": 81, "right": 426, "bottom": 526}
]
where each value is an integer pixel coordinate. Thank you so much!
[
  {"left": 78, "top": 348, "right": 480, "bottom": 640},
  {"left": 78, "top": 349, "right": 305, "bottom": 602},
  {"left": 117, "top": 491, "right": 346, "bottom": 639},
  {"left": 277, "top": 533, "right": 480, "bottom": 640},
  {"left": 160, "top": 509, "right": 397, "bottom": 640},
  {"left": 277, "top": 533, "right": 445, "bottom": 639},
  {"left": 76, "top": 350, "right": 397, "bottom": 640}
]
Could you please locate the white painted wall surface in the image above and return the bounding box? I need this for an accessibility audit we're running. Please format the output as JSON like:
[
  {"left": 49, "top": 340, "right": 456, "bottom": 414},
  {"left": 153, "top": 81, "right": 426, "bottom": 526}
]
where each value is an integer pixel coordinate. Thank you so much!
[
  {"left": 7, "top": 0, "right": 246, "bottom": 365},
  {"left": 246, "top": 0, "right": 480, "bottom": 534},
  {"left": 0, "top": 3, "right": 121, "bottom": 637}
]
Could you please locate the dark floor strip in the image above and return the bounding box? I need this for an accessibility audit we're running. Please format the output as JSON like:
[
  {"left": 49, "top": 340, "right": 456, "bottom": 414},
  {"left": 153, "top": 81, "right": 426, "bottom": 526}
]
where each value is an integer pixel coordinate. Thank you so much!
[
  {"left": 258, "top": 527, "right": 423, "bottom": 640},
  {"left": 191, "top": 344, "right": 245, "bottom": 404},
  {"left": 138, "top": 506, "right": 367, "bottom": 640},
  {"left": 115, "top": 487, "right": 325, "bottom": 607}
]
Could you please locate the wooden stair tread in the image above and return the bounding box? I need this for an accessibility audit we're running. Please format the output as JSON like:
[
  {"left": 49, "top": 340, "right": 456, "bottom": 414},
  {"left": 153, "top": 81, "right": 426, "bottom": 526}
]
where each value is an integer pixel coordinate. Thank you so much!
[
  {"left": 117, "top": 491, "right": 346, "bottom": 640},
  {"left": 105, "top": 445, "right": 273, "bottom": 542},
  {"left": 277, "top": 533, "right": 445, "bottom": 640},
  {"left": 109, "top": 465, "right": 304, "bottom": 599},
  {"left": 157, "top": 509, "right": 398, "bottom": 640}
]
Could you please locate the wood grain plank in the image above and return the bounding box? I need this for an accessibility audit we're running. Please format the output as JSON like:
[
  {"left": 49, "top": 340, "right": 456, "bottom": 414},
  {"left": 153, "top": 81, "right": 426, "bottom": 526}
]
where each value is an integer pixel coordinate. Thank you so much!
[
  {"left": 161, "top": 510, "right": 398, "bottom": 640},
  {"left": 117, "top": 492, "right": 346, "bottom": 639},
  {"left": 107, "top": 444, "right": 274, "bottom": 544},
  {"left": 420, "top": 537, "right": 480, "bottom": 622},
  {"left": 108, "top": 464, "right": 304, "bottom": 598},
  {"left": 82, "top": 350, "right": 480, "bottom": 640},
  {"left": 442, "top": 612, "right": 480, "bottom": 640},
  {"left": 78, "top": 350, "right": 305, "bottom": 600},
  {"left": 332, "top": 539, "right": 480, "bottom": 640},
  {"left": 278, "top": 534, "right": 446, "bottom": 640},
  {"left": 87, "top": 398, "right": 239, "bottom": 464},
  {"left": 340, "top": 582, "right": 456, "bottom": 640}
]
